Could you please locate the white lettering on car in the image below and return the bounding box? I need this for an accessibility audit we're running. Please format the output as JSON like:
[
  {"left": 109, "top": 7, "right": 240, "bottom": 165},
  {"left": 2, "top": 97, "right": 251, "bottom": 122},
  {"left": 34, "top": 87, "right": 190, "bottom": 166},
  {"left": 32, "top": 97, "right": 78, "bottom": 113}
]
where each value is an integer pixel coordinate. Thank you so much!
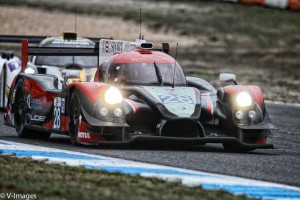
[
  {"left": 78, "top": 132, "right": 91, "bottom": 139},
  {"left": 30, "top": 115, "right": 46, "bottom": 122}
]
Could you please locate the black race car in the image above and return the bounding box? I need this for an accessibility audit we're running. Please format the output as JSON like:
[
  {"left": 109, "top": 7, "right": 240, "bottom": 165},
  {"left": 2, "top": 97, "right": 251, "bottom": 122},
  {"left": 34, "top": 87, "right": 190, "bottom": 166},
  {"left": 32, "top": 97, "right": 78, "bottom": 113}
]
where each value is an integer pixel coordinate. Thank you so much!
[{"left": 4, "top": 39, "right": 276, "bottom": 151}]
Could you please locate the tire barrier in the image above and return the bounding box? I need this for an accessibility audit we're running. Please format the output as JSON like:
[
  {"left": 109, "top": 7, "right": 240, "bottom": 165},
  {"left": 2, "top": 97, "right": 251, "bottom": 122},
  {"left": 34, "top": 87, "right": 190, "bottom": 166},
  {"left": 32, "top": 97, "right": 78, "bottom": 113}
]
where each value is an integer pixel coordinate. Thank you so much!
[{"left": 221, "top": 0, "right": 300, "bottom": 10}]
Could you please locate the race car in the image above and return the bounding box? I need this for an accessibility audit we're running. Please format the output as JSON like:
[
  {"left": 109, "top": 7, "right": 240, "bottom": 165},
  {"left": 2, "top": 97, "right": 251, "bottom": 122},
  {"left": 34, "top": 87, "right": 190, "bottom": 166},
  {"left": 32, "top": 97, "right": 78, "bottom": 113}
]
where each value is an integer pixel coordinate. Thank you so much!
[
  {"left": 0, "top": 33, "right": 109, "bottom": 109},
  {"left": 0, "top": 52, "right": 20, "bottom": 110},
  {"left": 4, "top": 38, "right": 276, "bottom": 151}
]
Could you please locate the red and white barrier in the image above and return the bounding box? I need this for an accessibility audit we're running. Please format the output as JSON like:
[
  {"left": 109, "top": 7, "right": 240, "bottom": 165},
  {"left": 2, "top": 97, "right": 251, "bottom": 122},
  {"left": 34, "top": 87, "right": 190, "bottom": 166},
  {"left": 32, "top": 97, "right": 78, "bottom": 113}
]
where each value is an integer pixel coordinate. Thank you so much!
[{"left": 221, "top": 0, "right": 300, "bottom": 10}]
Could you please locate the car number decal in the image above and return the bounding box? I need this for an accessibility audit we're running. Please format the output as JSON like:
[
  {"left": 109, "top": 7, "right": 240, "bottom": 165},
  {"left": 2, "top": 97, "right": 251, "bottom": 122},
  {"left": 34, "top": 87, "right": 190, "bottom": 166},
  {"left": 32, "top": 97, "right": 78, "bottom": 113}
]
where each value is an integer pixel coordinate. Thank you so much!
[
  {"left": 53, "top": 97, "right": 61, "bottom": 129},
  {"left": 159, "top": 95, "right": 194, "bottom": 104}
]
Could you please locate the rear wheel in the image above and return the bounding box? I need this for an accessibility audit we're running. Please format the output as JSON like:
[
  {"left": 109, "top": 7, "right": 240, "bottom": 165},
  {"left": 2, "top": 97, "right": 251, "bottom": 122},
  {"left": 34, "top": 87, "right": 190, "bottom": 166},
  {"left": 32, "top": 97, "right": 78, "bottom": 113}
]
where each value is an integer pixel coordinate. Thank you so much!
[
  {"left": 69, "top": 92, "right": 81, "bottom": 145},
  {"left": 14, "top": 79, "right": 51, "bottom": 139}
]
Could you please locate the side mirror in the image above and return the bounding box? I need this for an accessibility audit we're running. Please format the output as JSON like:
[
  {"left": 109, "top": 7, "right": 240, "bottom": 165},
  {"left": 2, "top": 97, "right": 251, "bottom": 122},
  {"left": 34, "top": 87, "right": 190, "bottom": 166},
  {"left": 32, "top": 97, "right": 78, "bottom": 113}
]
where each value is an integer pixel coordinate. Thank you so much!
[
  {"left": 1, "top": 51, "right": 14, "bottom": 60},
  {"left": 219, "top": 73, "right": 236, "bottom": 83}
]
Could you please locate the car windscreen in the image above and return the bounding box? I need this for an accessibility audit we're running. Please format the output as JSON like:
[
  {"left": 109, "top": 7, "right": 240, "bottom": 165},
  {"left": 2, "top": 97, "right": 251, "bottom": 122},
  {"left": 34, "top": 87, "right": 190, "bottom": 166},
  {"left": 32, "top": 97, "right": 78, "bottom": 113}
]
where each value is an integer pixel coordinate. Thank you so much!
[
  {"left": 111, "top": 63, "right": 186, "bottom": 86},
  {"left": 34, "top": 56, "right": 98, "bottom": 68}
]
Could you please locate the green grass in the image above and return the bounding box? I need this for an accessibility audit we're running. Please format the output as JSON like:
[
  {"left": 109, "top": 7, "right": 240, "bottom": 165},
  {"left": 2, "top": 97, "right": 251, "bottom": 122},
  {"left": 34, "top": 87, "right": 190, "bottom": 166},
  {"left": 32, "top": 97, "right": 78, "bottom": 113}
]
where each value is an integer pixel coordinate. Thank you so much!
[{"left": 0, "top": 155, "right": 254, "bottom": 200}]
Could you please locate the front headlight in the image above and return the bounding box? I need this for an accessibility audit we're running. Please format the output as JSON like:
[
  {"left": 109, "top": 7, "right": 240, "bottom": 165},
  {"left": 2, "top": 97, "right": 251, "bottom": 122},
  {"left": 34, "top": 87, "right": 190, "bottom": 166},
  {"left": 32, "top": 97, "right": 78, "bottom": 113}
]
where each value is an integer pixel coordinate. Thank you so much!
[
  {"left": 235, "top": 92, "right": 252, "bottom": 107},
  {"left": 25, "top": 67, "right": 36, "bottom": 74},
  {"left": 104, "top": 87, "right": 123, "bottom": 105}
]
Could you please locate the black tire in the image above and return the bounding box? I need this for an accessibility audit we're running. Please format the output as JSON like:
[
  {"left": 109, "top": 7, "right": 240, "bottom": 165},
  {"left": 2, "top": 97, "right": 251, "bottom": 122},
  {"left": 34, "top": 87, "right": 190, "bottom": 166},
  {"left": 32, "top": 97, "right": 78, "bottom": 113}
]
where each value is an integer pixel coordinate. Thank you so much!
[
  {"left": 14, "top": 79, "right": 51, "bottom": 139},
  {"left": 14, "top": 80, "right": 32, "bottom": 138},
  {"left": 69, "top": 92, "right": 81, "bottom": 145}
]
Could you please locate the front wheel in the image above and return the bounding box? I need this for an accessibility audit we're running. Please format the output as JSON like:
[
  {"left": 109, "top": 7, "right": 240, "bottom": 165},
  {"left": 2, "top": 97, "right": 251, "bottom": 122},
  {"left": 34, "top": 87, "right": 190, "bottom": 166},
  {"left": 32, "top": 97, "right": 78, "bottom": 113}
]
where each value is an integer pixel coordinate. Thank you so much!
[
  {"left": 14, "top": 79, "right": 51, "bottom": 139},
  {"left": 69, "top": 92, "right": 81, "bottom": 145},
  {"left": 14, "top": 80, "right": 30, "bottom": 137}
]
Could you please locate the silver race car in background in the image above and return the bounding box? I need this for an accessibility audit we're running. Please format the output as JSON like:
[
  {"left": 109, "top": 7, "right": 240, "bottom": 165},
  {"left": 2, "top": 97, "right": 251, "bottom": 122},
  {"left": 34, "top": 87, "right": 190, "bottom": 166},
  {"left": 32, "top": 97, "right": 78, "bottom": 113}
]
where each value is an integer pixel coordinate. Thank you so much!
[{"left": 0, "top": 32, "right": 110, "bottom": 109}]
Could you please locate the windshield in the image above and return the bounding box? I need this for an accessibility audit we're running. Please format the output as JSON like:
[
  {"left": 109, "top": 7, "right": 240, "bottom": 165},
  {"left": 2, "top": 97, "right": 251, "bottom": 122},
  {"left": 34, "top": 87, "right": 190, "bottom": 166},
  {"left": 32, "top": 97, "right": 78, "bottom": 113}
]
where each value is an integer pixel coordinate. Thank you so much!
[
  {"left": 111, "top": 63, "right": 186, "bottom": 86},
  {"left": 34, "top": 56, "right": 98, "bottom": 68}
]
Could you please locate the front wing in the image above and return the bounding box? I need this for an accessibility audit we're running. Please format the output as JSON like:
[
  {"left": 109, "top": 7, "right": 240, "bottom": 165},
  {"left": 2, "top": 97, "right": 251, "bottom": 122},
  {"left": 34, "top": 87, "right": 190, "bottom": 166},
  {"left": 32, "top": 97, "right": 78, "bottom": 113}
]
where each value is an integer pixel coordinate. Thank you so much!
[{"left": 83, "top": 135, "right": 274, "bottom": 149}]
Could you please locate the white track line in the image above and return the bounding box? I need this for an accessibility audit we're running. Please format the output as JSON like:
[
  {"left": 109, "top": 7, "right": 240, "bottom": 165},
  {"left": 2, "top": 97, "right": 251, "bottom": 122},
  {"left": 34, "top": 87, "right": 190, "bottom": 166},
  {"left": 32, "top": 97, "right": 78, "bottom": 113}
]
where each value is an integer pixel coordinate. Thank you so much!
[{"left": 1, "top": 139, "right": 300, "bottom": 200}]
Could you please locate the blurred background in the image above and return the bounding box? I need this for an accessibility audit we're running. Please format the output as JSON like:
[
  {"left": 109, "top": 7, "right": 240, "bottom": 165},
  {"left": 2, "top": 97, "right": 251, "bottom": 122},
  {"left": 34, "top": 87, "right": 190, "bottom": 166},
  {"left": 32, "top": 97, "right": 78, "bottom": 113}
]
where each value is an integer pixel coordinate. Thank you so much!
[{"left": 0, "top": 0, "right": 299, "bottom": 103}]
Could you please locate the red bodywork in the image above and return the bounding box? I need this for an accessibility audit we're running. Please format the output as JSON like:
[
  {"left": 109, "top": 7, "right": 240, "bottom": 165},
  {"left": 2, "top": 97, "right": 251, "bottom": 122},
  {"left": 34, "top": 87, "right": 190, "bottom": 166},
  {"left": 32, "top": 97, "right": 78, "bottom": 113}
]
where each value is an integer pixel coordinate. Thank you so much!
[{"left": 113, "top": 50, "right": 175, "bottom": 64}]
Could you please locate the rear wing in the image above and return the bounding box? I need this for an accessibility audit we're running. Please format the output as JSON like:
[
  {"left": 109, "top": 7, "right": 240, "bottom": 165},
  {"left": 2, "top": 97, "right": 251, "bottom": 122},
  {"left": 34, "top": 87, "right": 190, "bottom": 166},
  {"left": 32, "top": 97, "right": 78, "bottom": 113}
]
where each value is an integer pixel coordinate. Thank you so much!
[
  {"left": 21, "top": 40, "right": 99, "bottom": 72},
  {"left": 21, "top": 39, "right": 171, "bottom": 72},
  {"left": 0, "top": 34, "right": 113, "bottom": 44},
  {"left": 98, "top": 39, "right": 170, "bottom": 64}
]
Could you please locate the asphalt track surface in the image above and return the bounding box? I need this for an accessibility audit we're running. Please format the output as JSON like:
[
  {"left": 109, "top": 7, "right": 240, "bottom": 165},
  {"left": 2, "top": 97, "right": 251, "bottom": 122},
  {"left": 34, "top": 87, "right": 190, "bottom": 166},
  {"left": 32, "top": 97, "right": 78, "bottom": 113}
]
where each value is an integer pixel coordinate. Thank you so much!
[{"left": 0, "top": 103, "right": 299, "bottom": 187}]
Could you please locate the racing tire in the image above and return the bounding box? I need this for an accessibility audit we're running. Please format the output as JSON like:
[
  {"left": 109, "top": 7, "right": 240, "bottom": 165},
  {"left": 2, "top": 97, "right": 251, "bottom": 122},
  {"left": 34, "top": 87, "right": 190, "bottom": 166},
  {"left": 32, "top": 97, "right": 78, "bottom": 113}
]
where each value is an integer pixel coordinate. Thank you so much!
[
  {"left": 69, "top": 92, "right": 81, "bottom": 145},
  {"left": 14, "top": 79, "right": 51, "bottom": 139},
  {"left": 14, "top": 79, "right": 32, "bottom": 138}
]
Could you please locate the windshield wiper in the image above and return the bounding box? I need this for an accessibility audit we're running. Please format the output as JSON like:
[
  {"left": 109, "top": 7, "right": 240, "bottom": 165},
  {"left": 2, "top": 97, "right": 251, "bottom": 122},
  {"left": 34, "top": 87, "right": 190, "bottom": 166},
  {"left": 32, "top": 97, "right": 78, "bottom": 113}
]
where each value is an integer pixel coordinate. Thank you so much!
[{"left": 154, "top": 62, "right": 163, "bottom": 86}]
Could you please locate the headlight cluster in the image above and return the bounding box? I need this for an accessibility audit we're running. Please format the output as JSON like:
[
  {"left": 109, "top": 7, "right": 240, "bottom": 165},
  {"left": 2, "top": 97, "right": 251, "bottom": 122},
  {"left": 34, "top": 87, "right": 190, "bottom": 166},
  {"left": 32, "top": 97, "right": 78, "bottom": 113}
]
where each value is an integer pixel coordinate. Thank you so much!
[
  {"left": 94, "top": 87, "right": 124, "bottom": 122},
  {"left": 233, "top": 91, "right": 258, "bottom": 124}
]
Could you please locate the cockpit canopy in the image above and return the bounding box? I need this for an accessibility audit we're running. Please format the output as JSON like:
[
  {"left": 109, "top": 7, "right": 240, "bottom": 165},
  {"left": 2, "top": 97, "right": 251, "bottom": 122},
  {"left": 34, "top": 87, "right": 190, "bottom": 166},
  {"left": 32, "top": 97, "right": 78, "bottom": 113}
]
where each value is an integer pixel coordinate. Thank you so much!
[{"left": 109, "top": 62, "right": 186, "bottom": 86}]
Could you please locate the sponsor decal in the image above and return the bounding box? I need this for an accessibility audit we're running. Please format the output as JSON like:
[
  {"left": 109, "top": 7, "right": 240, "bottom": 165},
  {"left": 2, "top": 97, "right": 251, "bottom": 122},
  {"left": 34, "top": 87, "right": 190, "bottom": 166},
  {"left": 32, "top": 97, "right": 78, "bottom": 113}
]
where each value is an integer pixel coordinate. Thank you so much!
[
  {"left": 159, "top": 94, "right": 194, "bottom": 104},
  {"left": 144, "top": 87, "right": 196, "bottom": 117},
  {"left": 30, "top": 115, "right": 46, "bottom": 122},
  {"left": 101, "top": 40, "right": 129, "bottom": 53},
  {"left": 99, "top": 39, "right": 131, "bottom": 64},
  {"left": 61, "top": 98, "right": 65, "bottom": 114},
  {"left": 52, "top": 39, "right": 90, "bottom": 46},
  {"left": 78, "top": 132, "right": 91, "bottom": 139},
  {"left": 54, "top": 97, "right": 62, "bottom": 107},
  {"left": 165, "top": 88, "right": 175, "bottom": 95},
  {"left": 7, "top": 62, "right": 21, "bottom": 72},
  {"left": 53, "top": 97, "right": 61, "bottom": 129}
]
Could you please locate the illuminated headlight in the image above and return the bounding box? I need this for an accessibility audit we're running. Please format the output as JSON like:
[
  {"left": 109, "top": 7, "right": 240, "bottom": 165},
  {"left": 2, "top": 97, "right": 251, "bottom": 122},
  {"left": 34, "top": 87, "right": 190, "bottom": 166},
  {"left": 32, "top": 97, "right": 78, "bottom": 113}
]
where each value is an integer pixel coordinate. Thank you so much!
[
  {"left": 236, "top": 92, "right": 252, "bottom": 108},
  {"left": 114, "top": 108, "right": 123, "bottom": 117},
  {"left": 25, "top": 67, "right": 35, "bottom": 74},
  {"left": 104, "top": 87, "right": 123, "bottom": 105},
  {"left": 235, "top": 110, "right": 244, "bottom": 119},
  {"left": 100, "top": 107, "right": 108, "bottom": 116}
]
